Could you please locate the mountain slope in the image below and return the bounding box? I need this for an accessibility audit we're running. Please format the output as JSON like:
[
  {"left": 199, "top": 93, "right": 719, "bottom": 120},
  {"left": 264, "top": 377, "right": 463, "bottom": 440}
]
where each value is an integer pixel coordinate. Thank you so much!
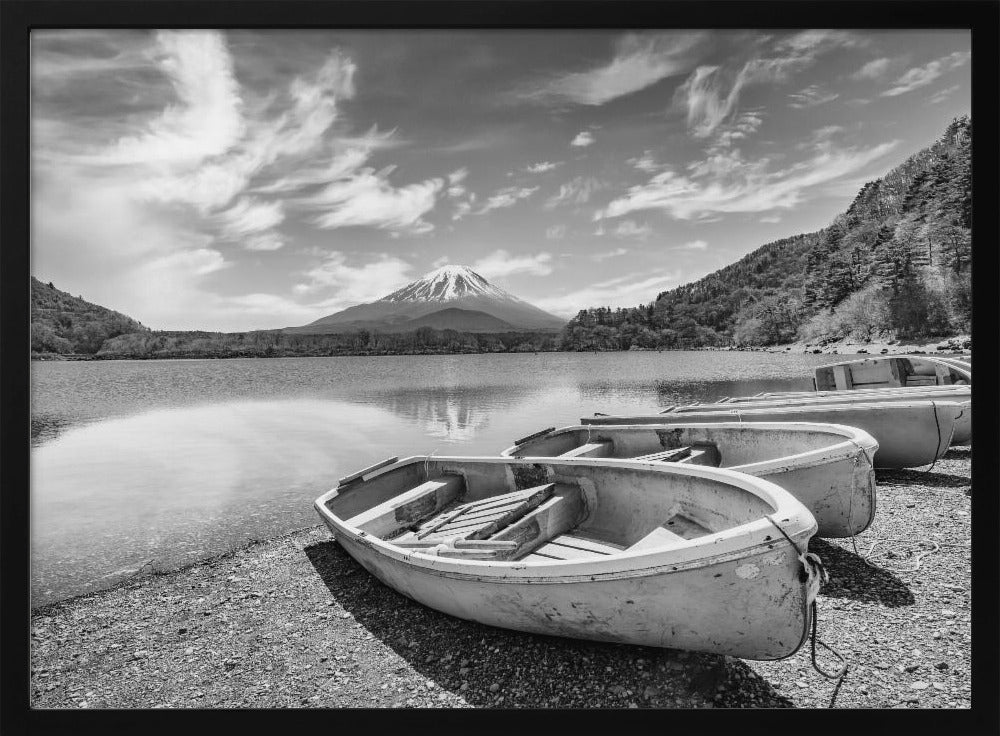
[
  {"left": 560, "top": 116, "right": 972, "bottom": 350},
  {"left": 288, "top": 265, "right": 565, "bottom": 334},
  {"left": 31, "top": 277, "right": 149, "bottom": 354}
]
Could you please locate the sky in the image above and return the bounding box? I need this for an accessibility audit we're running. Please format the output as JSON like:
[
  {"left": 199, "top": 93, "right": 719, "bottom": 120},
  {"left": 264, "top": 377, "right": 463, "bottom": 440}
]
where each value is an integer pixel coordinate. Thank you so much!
[{"left": 31, "top": 29, "right": 971, "bottom": 331}]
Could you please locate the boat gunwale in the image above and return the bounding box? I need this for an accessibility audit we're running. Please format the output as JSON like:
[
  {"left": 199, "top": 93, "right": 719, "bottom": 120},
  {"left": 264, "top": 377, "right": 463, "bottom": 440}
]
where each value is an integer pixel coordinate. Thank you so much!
[
  {"left": 314, "top": 455, "right": 817, "bottom": 582},
  {"left": 499, "top": 421, "right": 879, "bottom": 476},
  {"left": 581, "top": 399, "right": 970, "bottom": 426}
]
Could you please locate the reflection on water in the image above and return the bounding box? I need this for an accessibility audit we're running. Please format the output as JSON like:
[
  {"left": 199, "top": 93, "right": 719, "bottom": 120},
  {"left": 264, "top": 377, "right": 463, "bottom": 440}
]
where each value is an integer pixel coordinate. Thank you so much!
[{"left": 31, "top": 351, "right": 834, "bottom": 606}]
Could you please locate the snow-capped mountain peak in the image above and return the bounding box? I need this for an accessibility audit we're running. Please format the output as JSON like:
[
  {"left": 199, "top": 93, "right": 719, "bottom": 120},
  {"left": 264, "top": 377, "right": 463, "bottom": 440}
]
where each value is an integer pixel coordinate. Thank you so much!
[{"left": 379, "top": 265, "right": 513, "bottom": 303}]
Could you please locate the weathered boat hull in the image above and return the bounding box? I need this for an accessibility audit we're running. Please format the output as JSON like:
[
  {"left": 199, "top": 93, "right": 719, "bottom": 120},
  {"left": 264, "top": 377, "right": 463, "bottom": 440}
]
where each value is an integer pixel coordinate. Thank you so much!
[
  {"left": 501, "top": 422, "right": 877, "bottom": 538},
  {"left": 673, "top": 388, "right": 971, "bottom": 447},
  {"left": 814, "top": 355, "right": 971, "bottom": 391},
  {"left": 583, "top": 401, "right": 969, "bottom": 469},
  {"left": 335, "top": 530, "right": 812, "bottom": 658},
  {"left": 315, "top": 456, "right": 819, "bottom": 660}
]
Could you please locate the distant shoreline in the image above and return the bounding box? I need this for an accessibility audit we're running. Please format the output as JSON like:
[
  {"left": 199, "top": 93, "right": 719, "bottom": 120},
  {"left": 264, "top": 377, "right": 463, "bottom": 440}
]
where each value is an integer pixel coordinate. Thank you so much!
[{"left": 31, "top": 335, "right": 971, "bottom": 362}]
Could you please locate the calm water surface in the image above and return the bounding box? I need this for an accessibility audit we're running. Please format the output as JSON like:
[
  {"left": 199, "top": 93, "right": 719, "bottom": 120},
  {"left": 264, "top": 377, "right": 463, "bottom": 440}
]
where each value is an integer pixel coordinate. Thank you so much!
[{"left": 31, "top": 351, "right": 833, "bottom": 605}]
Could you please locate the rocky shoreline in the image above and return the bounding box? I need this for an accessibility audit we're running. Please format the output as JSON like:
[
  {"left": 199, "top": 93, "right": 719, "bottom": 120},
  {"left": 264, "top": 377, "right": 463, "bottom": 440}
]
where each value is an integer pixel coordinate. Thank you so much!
[{"left": 29, "top": 449, "right": 971, "bottom": 709}]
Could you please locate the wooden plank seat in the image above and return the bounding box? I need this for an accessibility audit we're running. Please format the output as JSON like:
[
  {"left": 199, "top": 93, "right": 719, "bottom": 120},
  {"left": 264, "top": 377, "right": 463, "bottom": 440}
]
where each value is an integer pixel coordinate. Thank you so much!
[
  {"left": 558, "top": 440, "right": 613, "bottom": 459},
  {"left": 392, "top": 482, "right": 587, "bottom": 561},
  {"left": 346, "top": 475, "right": 465, "bottom": 538},
  {"left": 633, "top": 445, "right": 721, "bottom": 467}
]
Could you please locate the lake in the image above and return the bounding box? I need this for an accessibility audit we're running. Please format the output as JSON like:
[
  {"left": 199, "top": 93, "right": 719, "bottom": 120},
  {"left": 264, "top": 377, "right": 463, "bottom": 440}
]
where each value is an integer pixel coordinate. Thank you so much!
[{"left": 30, "top": 350, "right": 834, "bottom": 606}]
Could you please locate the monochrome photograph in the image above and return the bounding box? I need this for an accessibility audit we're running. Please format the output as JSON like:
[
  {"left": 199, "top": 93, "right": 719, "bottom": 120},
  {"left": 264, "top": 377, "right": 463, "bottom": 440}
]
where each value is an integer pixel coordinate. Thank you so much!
[{"left": 20, "top": 15, "right": 985, "bottom": 715}]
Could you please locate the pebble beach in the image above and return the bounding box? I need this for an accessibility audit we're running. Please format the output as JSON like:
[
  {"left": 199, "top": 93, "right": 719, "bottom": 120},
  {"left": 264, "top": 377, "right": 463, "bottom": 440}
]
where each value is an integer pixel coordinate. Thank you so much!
[{"left": 29, "top": 448, "right": 971, "bottom": 709}]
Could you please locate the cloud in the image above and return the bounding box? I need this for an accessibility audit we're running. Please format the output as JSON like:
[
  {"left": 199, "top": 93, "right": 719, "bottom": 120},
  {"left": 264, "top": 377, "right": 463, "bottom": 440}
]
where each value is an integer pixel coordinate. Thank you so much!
[
  {"left": 612, "top": 220, "right": 652, "bottom": 239},
  {"left": 472, "top": 250, "right": 553, "bottom": 278},
  {"left": 596, "top": 140, "right": 899, "bottom": 221},
  {"left": 852, "top": 57, "right": 891, "bottom": 80},
  {"left": 676, "top": 31, "right": 861, "bottom": 138},
  {"left": 676, "top": 239, "right": 708, "bottom": 250},
  {"left": 545, "top": 176, "right": 606, "bottom": 209},
  {"left": 516, "top": 32, "right": 707, "bottom": 106},
  {"left": 545, "top": 224, "right": 567, "bottom": 240},
  {"left": 787, "top": 84, "right": 839, "bottom": 109},
  {"left": 216, "top": 197, "right": 285, "bottom": 240},
  {"left": 570, "top": 131, "right": 595, "bottom": 147},
  {"left": 293, "top": 252, "right": 413, "bottom": 308},
  {"left": 591, "top": 247, "right": 629, "bottom": 261},
  {"left": 927, "top": 84, "right": 961, "bottom": 104},
  {"left": 448, "top": 168, "right": 468, "bottom": 185},
  {"left": 475, "top": 185, "right": 538, "bottom": 215},
  {"left": 627, "top": 152, "right": 663, "bottom": 173},
  {"left": 533, "top": 270, "right": 682, "bottom": 317},
  {"left": 525, "top": 161, "right": 562, "bottom": 174},
  {"left": 881, "top": 51, "right": 970, "bottom": 97},
  {"left": 98, "top": 31, "right": 245, "bottom": 168},
  {"left": 759, "top": 215, "right": 783, "bottom": 223},
  {"left": 295, "top": 169, "right": 444, "bottom": 234}
]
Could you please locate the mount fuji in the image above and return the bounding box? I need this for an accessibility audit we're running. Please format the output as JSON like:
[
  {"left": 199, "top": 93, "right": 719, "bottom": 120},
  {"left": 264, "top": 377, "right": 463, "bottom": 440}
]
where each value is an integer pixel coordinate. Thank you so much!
[{"left": 286, "top": 265, "right": 566, "bottom": 334}]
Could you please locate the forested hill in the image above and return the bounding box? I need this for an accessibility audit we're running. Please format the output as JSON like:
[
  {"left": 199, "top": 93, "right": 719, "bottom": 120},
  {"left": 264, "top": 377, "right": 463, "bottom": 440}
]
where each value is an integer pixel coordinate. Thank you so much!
[
  {"left": 31, "top": 278, "right": 149, "bottom": 355},
  {"left": 561, "top": 116, "right": 972, "bottom": 350}
]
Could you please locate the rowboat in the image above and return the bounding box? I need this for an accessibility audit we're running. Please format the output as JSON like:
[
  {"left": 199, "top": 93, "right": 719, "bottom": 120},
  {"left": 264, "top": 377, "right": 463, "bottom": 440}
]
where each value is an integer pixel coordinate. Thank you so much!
[
  {"left": 669, "top": 387, "right": 971, "bottom": 447},
  {"left": 582, "top": 400, "right": 969, "bottom": 469},
  {"left": 726, "top": 384, "right": 969, "bottom": 402},
  {"left": 501, "top": 422, "right": 877, "bottom": 538},
  {"left": 315, "top": 455, "right": 822, "bottom": 660},
  {"left": 813, "top": 355, "right": 970, "bottom": 391}
]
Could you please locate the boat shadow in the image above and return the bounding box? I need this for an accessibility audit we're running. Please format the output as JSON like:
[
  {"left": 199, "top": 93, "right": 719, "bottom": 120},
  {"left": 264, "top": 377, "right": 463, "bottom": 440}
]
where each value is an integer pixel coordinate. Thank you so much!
[
  {"left": 875, "top": 467, "right": 970, "bottom": 490},
  {"left": 808, "top": 539, "right": 915, "bottom": 607},
  {"left": 303, "top": 539, "right": 796, "bottom": 708}
]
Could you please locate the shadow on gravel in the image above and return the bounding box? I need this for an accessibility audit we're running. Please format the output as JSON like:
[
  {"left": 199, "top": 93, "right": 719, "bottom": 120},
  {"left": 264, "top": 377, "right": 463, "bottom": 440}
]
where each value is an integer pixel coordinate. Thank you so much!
[
  {"left": 304, "top": 539, "right": 795, "bottom": 708},
  {"left": 942, "top": 448, "right": 971, "bottom": 460},
  {"left": 809, "top": 539, "right": 915, "bottom": 607},
  {"left": 875, "top": 468, "right": 970, "bottom": 489}
]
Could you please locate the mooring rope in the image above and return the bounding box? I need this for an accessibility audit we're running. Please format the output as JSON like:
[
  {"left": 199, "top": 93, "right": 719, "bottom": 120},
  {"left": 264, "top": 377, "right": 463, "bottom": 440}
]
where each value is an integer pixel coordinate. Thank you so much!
[{"left": 765, "top": 516, "right": 848, "bottom": 682}]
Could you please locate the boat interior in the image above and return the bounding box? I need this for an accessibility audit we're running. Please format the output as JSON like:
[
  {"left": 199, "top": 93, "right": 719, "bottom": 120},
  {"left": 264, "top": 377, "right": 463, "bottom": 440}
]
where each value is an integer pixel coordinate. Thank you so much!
[
  {"left": 508, "top": 425, "right": 846, "bottom": 468},
  {"left": 324, "top": 458, "right": 776, "bottom": 563},
  {"left": 814, "top": 357, "right": 969, "bottom": 391}
]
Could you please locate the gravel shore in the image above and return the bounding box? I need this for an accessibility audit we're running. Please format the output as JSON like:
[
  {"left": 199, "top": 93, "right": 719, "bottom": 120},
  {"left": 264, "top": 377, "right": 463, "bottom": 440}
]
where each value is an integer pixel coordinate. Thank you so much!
[{"left": 30, "top": 449, "right": 971, "bottom": 709}]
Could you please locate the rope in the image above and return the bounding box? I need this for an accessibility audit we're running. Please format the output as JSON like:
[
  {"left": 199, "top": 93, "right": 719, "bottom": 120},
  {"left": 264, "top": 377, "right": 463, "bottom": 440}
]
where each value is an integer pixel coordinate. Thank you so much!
[
  {"left": 810, "top": 600, "right": 849, "bottom": 680},
  {"left": 924, "top": 400, "right": 942, "bottom": 473},
  {"left": 765, "top": 516, "right": 848, "bottom": 682}
]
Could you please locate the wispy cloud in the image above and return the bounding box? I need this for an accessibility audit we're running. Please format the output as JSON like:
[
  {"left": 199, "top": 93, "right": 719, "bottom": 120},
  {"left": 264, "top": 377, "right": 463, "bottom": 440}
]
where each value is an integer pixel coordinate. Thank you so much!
[
  {"left": 881, "top": 51, "right": 970, "bottom": 97},
  {"left": 676, "top": 31, "right": 861, "bottom": 138},
  {"left": 570, "top": 131, "right": 595, "bottom": 147},
  {"left": 475, "top": 185, "right": 539, "bottom": 215},
  {"left": 927, "top": 84, "right": 961, "bottom": 105},
  {"left": 515, "top": 32, "right": 706, "bottom": 106},
  {"left": 472, "top": 249, "right": 553, "bottom": 278},
  {"left": 612, "top": 220, "right": 652, "bottom": 239},
  {"left": 293, "top": 252, "right": 413, "bottom": 306},
  {"left": 675, "top": 239, "right": 708, "bottom": 250},
  {"left": 534, "top": 270, "right": 682, "bottom": 317},
  {"left": 787, "top": 84, "right": 839, "bottom": 109},
  {"left": 759, "top": 215, "right": 782, "bottom": 224},
  {"left": 597, "top": 140, "right": 899, "bottom": 221},
  {"left": 545, "top": 176, "right": 605, "bottom": 209},
  {"left": 591, "top": 247, "right": 629, "bottom": 261},
  {"left": 852, "top": 57, "right": 891, "bottom": 80},
  {"left": 296, "top": 169, "right": 444, "bottom": 234},
  {"left": 545, "top": 224, "right": 567, "bottom": 240},
  {"left": 525, "top": 161, "right": 562, "bottom": 174}
]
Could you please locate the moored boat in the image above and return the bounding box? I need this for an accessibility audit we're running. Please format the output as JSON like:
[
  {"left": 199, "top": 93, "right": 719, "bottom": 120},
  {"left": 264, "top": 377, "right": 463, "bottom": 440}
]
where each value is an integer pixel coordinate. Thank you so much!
[
  {"left": 813, "top": 355, "right": 970, "bottom": 391},
  {"left": 501, "top": 422, "right": 877, "bottom": 538},
  {"left": 315, "top": 455, "right": 822, "bottom": 660},
  {"left": 582, "top": 400, "right": 969, "bottom": 469},
  {"left": 668, "top": 387, "right": 971, "bottom": 447}
]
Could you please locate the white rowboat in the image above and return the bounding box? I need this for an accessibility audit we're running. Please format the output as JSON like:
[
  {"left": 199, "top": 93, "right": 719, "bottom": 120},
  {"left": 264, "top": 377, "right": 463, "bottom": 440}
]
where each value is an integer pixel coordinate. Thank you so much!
[
  {"left": 501, "top": 422, "right": 877, "bottom": 538},
  {"left": 315, "top": 455, "right": 821, "bottom": 660},
  {"left": 582, "top": 400, "right": 969, "bottom": 469}
]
